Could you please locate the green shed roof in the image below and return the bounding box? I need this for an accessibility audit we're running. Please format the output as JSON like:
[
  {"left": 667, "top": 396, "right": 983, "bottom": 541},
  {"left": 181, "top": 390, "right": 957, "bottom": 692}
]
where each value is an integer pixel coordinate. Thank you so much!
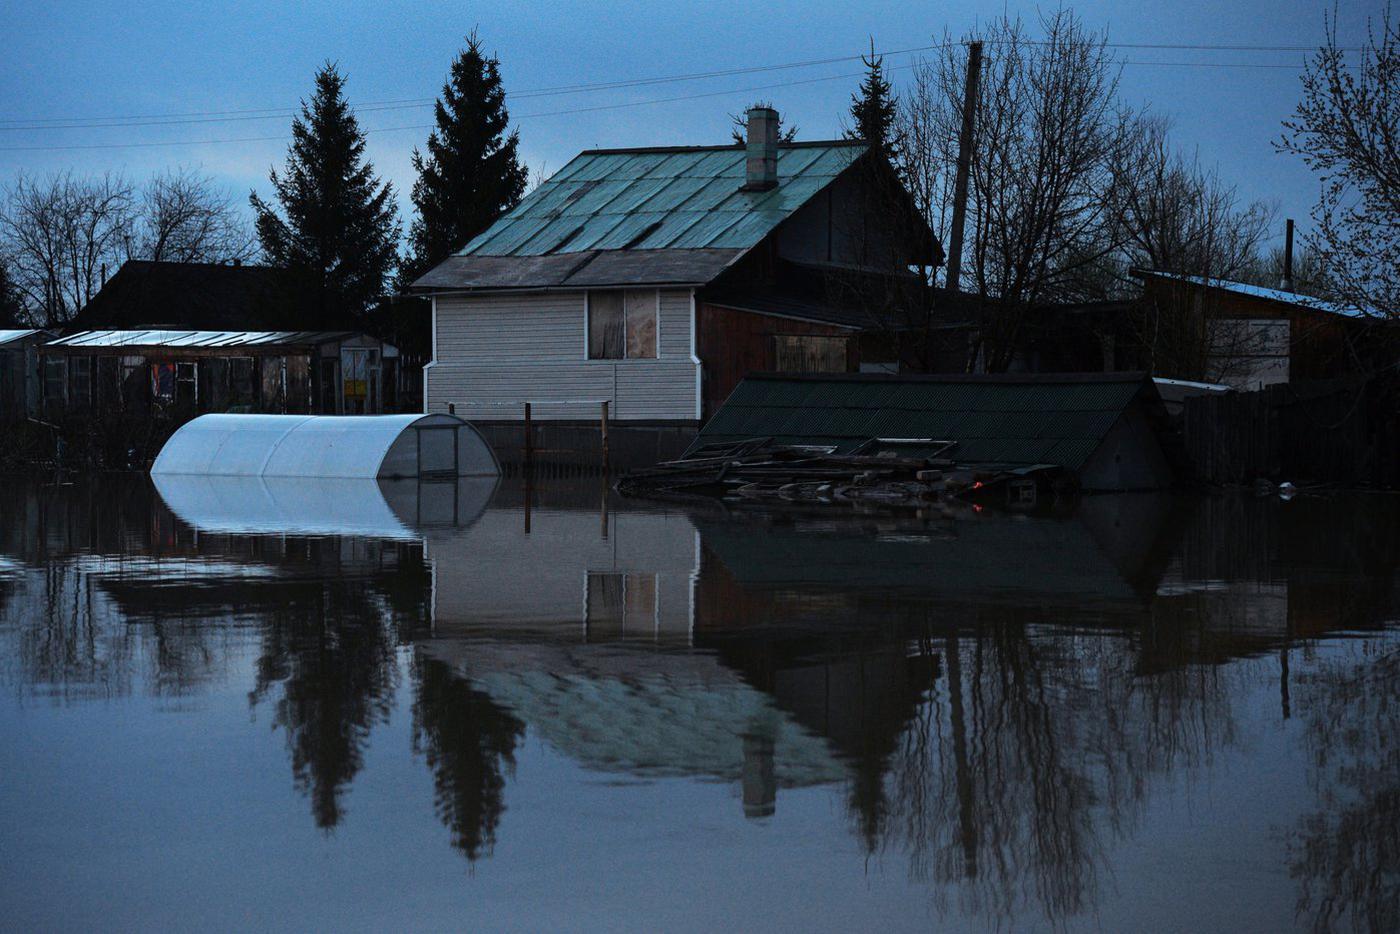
[
  {"left": 694, "top": 372, "right": 1158, "bottom": 470},
  {"left": 460, "top": 141, "right": 867, "bottom": 257}
]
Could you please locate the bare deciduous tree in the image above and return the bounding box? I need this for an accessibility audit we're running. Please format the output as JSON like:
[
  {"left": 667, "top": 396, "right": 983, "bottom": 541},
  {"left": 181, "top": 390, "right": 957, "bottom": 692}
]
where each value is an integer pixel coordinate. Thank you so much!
[
  {"left": 898, "top": 12, "right": 1137, "bottom": 371},
  {"left": 136, "top": 168, "right": 254, "bottom": 264},
  {"left": 1, "top": 168, "right": 253, "bottom": 325},
  {"left": 0, "top": 171, "right": 135, "bottom": 326},
  {"left": 1114, "top": 116, "right": 1274, "bottom": 284},
  {"left": 1279, "top": 8, "right": 1400, "bottom": 319}
]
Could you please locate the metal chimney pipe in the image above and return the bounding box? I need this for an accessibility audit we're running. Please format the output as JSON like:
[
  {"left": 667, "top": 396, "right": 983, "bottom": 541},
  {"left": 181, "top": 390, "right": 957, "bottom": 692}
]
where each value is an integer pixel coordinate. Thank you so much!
[
  {"left": 1282, "top": 218, "right": 1295, "bottom": 292},
  {"left": 741, "top": 106, "right": 779, "bottom": 192}
]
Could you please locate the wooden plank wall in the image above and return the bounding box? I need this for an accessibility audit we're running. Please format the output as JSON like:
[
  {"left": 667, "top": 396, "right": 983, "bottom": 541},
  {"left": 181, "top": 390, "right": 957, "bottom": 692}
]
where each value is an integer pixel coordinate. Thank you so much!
[{"left": 1182, "top": 375, "right": 1399, "bottom": 486}]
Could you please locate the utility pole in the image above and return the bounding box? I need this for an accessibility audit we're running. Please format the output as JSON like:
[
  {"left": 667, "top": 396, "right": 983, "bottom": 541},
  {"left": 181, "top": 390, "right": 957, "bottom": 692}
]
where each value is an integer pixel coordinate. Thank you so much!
[{"left": 945, "top": 41, "right": 982, "bottom": 294}]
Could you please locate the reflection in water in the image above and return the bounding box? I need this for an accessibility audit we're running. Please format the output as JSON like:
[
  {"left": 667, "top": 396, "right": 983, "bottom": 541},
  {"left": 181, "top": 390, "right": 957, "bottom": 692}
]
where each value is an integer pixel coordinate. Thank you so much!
[
  {"left": 247, "top": 589, "right": 405, "bottom": 829},
  {"left": 412, "top": 655, "right": 524, "bottom": 860},
  {"left": 0, "top": 476, "right": 1396, "bottom": 929},
  {"left": 1289, "top": 645, "right": 1399, "bottom": 933}
]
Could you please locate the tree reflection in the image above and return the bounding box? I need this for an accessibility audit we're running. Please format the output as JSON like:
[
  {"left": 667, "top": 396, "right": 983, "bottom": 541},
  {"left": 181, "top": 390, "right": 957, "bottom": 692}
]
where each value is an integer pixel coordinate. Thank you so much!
[
  {"left": 249, "top": 591, "right": 404, "bottom": 830},
  {"left": 411, "top": 655, "right": 525, "bottom": 861},
  {"left": 1289, "top": 644, "right": 1399, "bottom": 933},
  {"left": 875, "top": 611, "right": 1241, "bottom": 927}
]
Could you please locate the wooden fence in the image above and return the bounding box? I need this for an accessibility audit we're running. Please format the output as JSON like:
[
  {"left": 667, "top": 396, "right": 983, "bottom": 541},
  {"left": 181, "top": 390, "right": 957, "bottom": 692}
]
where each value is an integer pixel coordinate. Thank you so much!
[{"left": 1182, "top": 373, "right": 1399, "bottom": 487}]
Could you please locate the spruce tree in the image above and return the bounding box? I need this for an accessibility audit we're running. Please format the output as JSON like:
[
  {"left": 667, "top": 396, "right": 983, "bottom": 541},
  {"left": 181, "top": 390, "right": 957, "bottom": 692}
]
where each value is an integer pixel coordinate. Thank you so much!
[
  {"left": 403, "top": 32, "right": 527, "bottom": 284},
  {"left": 251, "top": 63, "right": 400, "bottom": 326},
  {"left": 729, "top": 101, "right": 798, "bottom": 144},
  {"left": 846, "top": 40, "right": 901, "bottom": 159}
]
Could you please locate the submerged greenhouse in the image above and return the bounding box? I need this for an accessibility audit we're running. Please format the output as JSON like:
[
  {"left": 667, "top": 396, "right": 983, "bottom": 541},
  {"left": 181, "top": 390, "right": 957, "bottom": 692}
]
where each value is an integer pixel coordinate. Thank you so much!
[{"left": 150, "top": 413, "right": 500, "bottom": 479}]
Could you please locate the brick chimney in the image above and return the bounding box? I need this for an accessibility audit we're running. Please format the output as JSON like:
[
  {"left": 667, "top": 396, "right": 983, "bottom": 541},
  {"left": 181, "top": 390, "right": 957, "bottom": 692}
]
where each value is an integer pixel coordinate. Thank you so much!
[{"left": 741, "top": 106, "right": 779, "bottom": 192}]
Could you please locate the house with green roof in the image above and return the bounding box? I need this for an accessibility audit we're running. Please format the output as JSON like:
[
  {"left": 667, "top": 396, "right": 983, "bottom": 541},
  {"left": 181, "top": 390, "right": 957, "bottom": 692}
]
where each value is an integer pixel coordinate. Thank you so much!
[{"left": 411, "top": 107, "right": 939, "bottom": 433}]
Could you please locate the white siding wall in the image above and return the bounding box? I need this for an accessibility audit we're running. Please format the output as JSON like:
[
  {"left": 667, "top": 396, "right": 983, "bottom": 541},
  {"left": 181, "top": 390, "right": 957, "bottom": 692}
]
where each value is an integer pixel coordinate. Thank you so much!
[{"left": 426, "top": 289, "right": 699, "bottom": 421}]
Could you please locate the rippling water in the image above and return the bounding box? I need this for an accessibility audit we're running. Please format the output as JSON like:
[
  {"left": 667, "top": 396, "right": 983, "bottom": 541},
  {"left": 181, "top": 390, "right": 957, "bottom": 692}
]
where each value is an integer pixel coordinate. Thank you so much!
[{"left": 0, "top": 476, "right": 1395, "bottom": 932}]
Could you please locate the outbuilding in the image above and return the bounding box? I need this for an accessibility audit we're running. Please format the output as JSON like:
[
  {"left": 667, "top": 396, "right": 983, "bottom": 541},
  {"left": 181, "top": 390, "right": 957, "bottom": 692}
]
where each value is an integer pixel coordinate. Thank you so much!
[
  {"left": 692, "top": 371, "right": 1178, "bottom": 491},
  {"left": 40, "top": 329, "right": 404, "bottom": 417}
]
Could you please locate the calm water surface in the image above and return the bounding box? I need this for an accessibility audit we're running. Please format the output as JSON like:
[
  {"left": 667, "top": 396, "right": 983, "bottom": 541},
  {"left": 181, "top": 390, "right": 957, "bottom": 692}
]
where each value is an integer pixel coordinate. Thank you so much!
[{"left": 0, "top": 476, "right": 1396, "bottom": 932}]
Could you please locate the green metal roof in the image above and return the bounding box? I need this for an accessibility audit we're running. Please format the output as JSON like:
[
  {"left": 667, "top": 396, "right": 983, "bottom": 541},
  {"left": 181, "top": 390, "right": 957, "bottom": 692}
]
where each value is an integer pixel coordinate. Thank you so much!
[
  {"left": 695, "top": 372, "right": 1156, "bottom": 470},
  {"left": 459, "top": 141, "right": 868, "bottom": 257}
]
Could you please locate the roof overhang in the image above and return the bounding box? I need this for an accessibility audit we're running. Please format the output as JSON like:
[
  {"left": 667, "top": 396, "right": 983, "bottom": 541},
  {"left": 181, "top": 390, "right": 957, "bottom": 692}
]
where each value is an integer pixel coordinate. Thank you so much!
[{"left": 410, "top": 248, "right": 745, "bottom": 293}]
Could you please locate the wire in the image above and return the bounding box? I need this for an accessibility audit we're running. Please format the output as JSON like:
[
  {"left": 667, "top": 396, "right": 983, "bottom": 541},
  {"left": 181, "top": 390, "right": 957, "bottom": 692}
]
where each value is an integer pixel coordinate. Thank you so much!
[
  {"left": 0, "top": 67, "right": 898, "bottom": 152},
  {"left": 0, "top": 44, "right": 944, "bottom": 131},
  {"left": 0, "top": 37, "right": 1364, "bottom": 152},
  {"left": 0, "top": 38, "right": 1360, "bottom": 131}
]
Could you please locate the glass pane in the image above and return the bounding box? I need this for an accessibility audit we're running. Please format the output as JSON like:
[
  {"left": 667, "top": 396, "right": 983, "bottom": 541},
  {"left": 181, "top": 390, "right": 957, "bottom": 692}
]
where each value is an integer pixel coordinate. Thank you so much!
[
  {"left": 151, "top": 363, "right": 176, "bottom": 401},
  {"left": 588, "top": 292, "right": 624, "bottom": 359},
  {"left": 625, "top": 290, "right": 657, "bottom": 359},
  {"left": 342, "top": 349, "right": 368, "bottom": 413}
]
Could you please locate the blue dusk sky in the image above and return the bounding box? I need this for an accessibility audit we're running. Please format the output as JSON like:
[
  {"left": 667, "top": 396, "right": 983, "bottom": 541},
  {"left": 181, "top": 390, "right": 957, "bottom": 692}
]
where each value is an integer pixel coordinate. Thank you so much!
[{"left": 0, "top": 0, "right": 1389, "bottom": 252}]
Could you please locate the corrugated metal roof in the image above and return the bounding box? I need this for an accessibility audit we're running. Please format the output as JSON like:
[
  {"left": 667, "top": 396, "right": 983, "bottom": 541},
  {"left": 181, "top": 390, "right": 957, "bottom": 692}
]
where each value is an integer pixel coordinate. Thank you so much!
[
  {"left": 694, "top": 372, "right": 1156, "bottom": 470},
  {"left": 0, "top": 329, "right": 46, "bottom": 346},
  {"left": 462, "top": 142, "right": 864, "bottom": 257},
  {"left": 47, "top": 329, "right": 358, "bottom": 349}
]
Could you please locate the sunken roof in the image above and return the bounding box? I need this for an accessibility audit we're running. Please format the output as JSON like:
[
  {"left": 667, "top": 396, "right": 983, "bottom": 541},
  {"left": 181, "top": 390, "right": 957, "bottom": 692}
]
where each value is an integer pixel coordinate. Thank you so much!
[
  {"left": 693, "top": 371, "right": 1160, "bottom": 470},
  {"left": 412, "top": 141, "right": 869, "bottom": 292}
]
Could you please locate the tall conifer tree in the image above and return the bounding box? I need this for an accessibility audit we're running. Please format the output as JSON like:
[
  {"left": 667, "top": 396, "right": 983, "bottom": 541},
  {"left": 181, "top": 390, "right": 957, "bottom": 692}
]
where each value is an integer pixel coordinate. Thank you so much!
[
  {"left": 251, "top": 63, "right": 400, "bottom": 325},
  {"left": 403, "top": 32, "right": 527, "bottom": 283},
  {"left": 846, "top": 40, "right": 901, "bottom": 160}
]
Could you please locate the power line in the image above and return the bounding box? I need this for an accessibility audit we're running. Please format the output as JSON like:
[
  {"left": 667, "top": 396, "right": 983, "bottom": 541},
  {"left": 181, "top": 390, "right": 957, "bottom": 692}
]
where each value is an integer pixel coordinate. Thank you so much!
[
  {"left": 0, "top": 44, "right": 1362, "bottom": 153},
  {"left": 0, "top": 44, "right": 944, "bottom": 131},
  {"left": 0, "top": 37, "right": 1358, "bottom": 132},
  {"left": 0, "top": 67, "right": 897, "bottom": 152}
]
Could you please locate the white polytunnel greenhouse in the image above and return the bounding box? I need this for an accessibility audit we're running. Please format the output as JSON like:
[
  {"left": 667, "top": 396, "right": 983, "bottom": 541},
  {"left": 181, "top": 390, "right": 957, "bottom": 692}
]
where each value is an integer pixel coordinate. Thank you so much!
[{"left": 150, "top": 413, "right": 500, "bottom": 479}]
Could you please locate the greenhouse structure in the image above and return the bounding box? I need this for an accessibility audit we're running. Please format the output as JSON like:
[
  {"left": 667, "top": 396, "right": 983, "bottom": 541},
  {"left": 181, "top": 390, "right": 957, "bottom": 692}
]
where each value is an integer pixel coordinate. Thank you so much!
[{"left": 150, "top": 413, "right": 500, "bottom": 479}]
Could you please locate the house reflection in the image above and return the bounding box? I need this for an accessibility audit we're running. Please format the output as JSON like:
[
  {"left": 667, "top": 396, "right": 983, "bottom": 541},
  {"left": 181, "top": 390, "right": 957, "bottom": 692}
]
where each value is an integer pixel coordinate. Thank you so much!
[{"left": 0, "top": 475, "right": 1396, "bottom": 925}]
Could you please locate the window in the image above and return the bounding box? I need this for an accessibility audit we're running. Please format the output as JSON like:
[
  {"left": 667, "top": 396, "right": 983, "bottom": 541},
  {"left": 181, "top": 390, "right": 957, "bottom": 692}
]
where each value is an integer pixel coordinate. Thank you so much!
[
  {"left": 120, "top": 356, "right": 145, "bottom": 408},
  {"left": 585, "top": 572, "right": 659, "bottom": 636},
  {"left": 229, "top": 357, "right": 256, "bottom": 409},
  {"left": 341, "top": 347, "right": 379, "bottom": 414},
  {"left": 773, "top": 335, "right": 849, "bottom": 373},
  {"left": 588, "top": 289, "right": 657, "bottom": 360},
  {"left": 68, "top": 356, "right": 92, "bottom": 407},
  {"left": 43, "top": 357, "right": 66, "bottom": 406},
  {"left": 152, "top": 362, "right": 177, "bottom": 402}
]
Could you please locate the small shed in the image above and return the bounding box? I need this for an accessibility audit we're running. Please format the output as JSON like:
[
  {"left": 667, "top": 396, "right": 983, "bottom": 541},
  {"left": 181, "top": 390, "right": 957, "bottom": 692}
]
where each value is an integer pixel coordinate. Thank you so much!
[
  {"left": 693, "top": 372, "right": 1177, "bottom": 491},
  {"left": 150, "top": 413, "right": 500, "bottom": 479},
  {"left": 0, "top": 329, "right": 53, "bottom": 418},
  {"left": 1132, "top": 270, "right": 1396, "bottom": 389}
]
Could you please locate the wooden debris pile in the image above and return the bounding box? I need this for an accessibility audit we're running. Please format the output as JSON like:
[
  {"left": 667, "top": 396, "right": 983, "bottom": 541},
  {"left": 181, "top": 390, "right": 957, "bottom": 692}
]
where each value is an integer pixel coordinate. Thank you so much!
[{"left": 617, "top": 437, "right": 1006, "bottom": 506}]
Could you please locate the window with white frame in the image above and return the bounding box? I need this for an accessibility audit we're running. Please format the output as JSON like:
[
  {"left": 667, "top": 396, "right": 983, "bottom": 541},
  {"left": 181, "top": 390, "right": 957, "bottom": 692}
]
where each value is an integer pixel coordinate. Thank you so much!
[{"left": 588, "top": 289, "right": 657, "bottom": 360}]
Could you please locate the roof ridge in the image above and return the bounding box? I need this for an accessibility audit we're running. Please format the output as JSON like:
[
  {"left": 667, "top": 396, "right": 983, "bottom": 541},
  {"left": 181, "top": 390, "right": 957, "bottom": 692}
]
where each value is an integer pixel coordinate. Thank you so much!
[{"left": 580, "top": 139, "right": 866, "bottom": 156}]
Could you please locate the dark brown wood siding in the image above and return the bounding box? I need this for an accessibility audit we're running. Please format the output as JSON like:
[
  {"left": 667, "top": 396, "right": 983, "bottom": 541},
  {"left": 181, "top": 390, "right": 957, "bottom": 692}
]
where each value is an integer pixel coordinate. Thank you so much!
[
  {"left": 696, "top": 302, "right": 857, "bottom": 418},
  {"left": 1140, "top": 278, "right": 1376, "bottom": 381}
]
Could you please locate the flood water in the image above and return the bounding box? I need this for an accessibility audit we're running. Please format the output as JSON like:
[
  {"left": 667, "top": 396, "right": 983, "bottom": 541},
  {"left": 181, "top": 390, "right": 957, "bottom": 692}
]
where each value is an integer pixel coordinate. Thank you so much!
[{"left": 1, "top": 476, "right": 1396, "bottom": 933}]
